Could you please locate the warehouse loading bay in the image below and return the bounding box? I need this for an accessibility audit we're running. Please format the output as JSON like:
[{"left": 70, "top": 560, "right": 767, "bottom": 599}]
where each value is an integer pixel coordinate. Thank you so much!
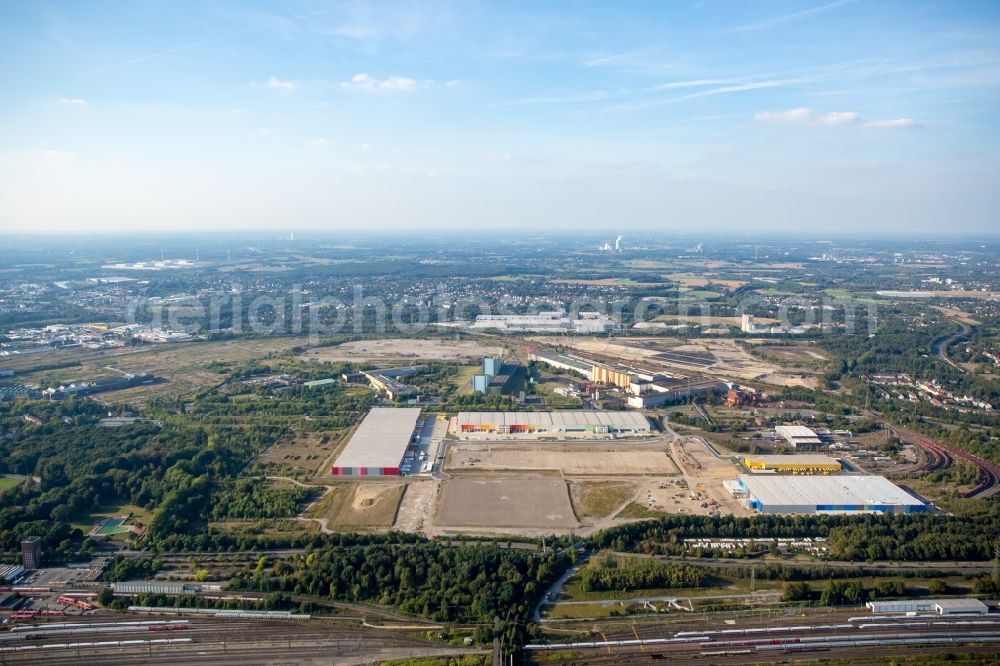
[{"left": 403, "top": 414, "right": 448, "bottom": 476}]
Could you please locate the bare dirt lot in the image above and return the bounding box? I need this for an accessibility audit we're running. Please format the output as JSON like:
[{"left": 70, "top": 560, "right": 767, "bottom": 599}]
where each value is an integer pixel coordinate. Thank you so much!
[
  {"left": 300, "top": 338, "right": 504, "bottom": 363},
  {"left": 669, "top": 437, "right": 749, "bottom": 516},
  {"left": 752, "top": 344, "right": 828, "bottom": 362},
  {"left": 393, "top": 479, "right": 437, "bottom": 533},
  {"left": 436, "top": 478, "right": 578, "bottom": 529},
  {"left": 446, "top": 444, "right": 678, "bottom": 476},
  {"left": 309, "top": 481, "right": 406, "bottom": 530},
  {"left": 531, "top": 335, "right": 814, "bottom": 387}
]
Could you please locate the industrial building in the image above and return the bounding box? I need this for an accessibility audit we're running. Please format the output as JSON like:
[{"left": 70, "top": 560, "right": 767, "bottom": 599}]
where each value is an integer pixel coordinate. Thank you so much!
[
  {"left": 0, "top": 563, "right": 24, "bottom": 583},
  {"left": 866, "top": 599, "right": 988, "bottom": 615},
  {"left": 775, "top": 425, "right": 824, "bottom": 450},
  {"left": 734, "top": 474, "right": 925, "bottom": 514},
  {"left": 471, "top": 310, "right": 622, "bottom": 334},
  {"left": 592, "top": 364, "right": 634, "bottom": 389},
  {"left": 363, "top": 366, "right": 427, "bottom": 400},
  {"left": 743, "top": 455, "right": 842, "bottom": 474},
  {"left": 626, "top": 376, "right": 727, "bottom": 408},
  {"left": 112, "top": 581, "right": 203, "bottom": 595},
  {"left": 455, "top": 410, "right": 651, "bottom": 436},
  {"left": 533, "top": 352, "right": 596, "bottom": 379},
  {"left": 42, "top": 373, "right": 157, "bottom": 399},
  {"left": 472, "top": 356, "right": 525, "bottom": 395},
  {"left": 331, "top": 407, "right": 422, "bottom": 476},
  {"left": 20, "top": 536, "right": 41, "bottom": 570}
]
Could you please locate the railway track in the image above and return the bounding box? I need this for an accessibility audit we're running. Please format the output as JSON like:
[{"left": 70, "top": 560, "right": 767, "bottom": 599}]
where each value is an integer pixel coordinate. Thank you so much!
[
  {"left": 886, "top": 425, "right": 1000, "bottom": 499},
  {"left": 528, "top": 616, "right": 1000, "bottom": 665}
]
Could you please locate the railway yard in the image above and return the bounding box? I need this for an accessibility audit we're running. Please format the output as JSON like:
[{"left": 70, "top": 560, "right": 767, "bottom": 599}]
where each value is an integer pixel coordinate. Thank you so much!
[
  {"left": 883, "top": 424, "right": 1000, "bottom": 499},
  {"left": 527, "top": 610, "right": 1000, "bottom": 665},
  {"left": 0, "top": 615, "right": 486, "bottom": 665},
  {"left": 5, "top": 608, "right": 1000, "bottom": 665}
]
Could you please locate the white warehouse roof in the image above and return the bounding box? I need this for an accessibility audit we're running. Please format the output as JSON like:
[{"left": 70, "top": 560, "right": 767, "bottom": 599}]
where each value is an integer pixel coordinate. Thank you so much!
[
  {"left": 333, "top": 408, "right": 421, "bottom": 470},
  {"left": 739, "top": 474, "right": 924, "bottom": 510},
  {"left": 775, "top": 424, "right": 822, "bottom": 445},
  {"left": 456, "top": 410, "right": 650, "bottom": 429}
]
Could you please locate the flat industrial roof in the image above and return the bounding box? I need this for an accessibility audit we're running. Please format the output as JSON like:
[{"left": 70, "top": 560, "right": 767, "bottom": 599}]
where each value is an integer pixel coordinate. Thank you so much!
[
  {"left": 933, "top": 599, "right": 989, "bottom": 612},
  {"left": 745, "top": 455, "right": 840, "bottom": 465},
  {"left": 535, "top": 352, "right": 595, "bottom": 372},
  {"left": 775, "top": 425, "right": 820, "bottom": 438},
  {"left": 739, "top": 474, "right": 923, "bottom": 508},
  {"left": 333, "top": 408, "right": 421, "bottom": 469},
  {"left": 456, "top": 410, "right": 650, "bottom": 429}
]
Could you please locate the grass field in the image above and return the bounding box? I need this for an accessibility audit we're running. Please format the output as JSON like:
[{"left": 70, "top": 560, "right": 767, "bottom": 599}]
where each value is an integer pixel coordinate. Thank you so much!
[
  {"left": 448, "top": 365, "right": 481, "bottom": 396},
  {"left": 571, "top": 483, "right": 635, "bottom": 519},
  {"left": 681, "top": 290, "right": 723, "bottom": 300},
  {"left": 209, "top": 519, "right": 318, "bottom": 538},
  {"left": 0, "top": 477, "right": 24, "bottom": 492},
  {"left": 256, "top": 426, "right": 351, "bottom": 478}
]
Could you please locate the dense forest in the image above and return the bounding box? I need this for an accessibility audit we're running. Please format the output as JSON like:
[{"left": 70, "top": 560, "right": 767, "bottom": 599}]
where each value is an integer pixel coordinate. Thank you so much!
[
  {"left": 579, "top": 556, "right": 706, "bottom": 592},
  {"left": 233, "top": 541, "right": 569, "bottom": 643},
  {"left": 0, "top": 397, "right": 293, "bottom": 558},
  {"left": 592, "top": 504, "right": 1000, "bottom": 561}
]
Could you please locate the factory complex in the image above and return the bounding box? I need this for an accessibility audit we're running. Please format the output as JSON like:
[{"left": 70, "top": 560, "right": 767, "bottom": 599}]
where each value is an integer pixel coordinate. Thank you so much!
[
  {"left": 455, "top": 410, "right": 651, "bottom": 436},
  {"left": 533, "top": 350, "right": 727, "bottom": 409},
  {"left": 743, "top": 455, "right": 842, "bottom": 474},
  {"left": 732, "top": 474, "right": 925, "bottom": 514},
  {"left": 330, "top": 407, "right": 422, "bottom": 476}
]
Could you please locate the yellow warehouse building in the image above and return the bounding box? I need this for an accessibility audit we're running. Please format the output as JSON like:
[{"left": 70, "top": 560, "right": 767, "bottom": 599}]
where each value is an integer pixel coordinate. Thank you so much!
[{"left": 743, "top": 455, "right": 841, "bottom": 474}]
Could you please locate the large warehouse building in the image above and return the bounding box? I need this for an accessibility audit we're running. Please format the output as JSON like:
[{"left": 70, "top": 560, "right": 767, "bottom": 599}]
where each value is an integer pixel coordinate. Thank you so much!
[
  {"left": 455, "top": 411, "right": 651, "bottom": 436},
  {"left": 331, "top": 407, "right": 421, "bottom": 476},
  {"left": 774, "top": 425, "right": 823, "bottom": 449},
  {"left": 735, "top": 474, "right": 925, "bottom": 514}
]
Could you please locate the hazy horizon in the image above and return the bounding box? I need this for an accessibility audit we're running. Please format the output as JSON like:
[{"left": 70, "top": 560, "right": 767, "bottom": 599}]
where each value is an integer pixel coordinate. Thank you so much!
[{"left": 2, "top": 1, "right": 999, "bottom": 234}]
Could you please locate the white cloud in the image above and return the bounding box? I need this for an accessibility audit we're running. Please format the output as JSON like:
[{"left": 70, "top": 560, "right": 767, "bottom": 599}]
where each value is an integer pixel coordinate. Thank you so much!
[
  {"left": 864, "top": 118, "right": 919, "bottom": 130},
  {"left": 445, "top": 80, "right": 462, "bottom": 88},
  {"left": 756, "top": 107, "right": 919, "bottom": 130},
  {"left": 309, "top": 137, "right": 328, "bottom": 146},
  {"left": 58, "top": 98, "right": 88, "bottom": 108},
  {"left": 755, "top": 107, "right": 861, "bottom": 127},
  {"left": 340, "top": 73, "right": 419, "bottom": 92},
  {"left": 267, "top": 76, "right": 296, "bottom": 92},
  {"left": 359, "top": 143, "right": 372, "bottom": 151}
]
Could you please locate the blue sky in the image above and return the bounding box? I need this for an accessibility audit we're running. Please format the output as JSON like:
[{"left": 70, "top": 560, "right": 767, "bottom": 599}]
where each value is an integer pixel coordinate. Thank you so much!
[{"left": 1, "top": 1, "right": 999, "bottom": 234}]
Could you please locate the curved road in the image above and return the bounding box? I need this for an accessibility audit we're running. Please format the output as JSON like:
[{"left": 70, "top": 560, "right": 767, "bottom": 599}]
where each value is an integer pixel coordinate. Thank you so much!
[{"left": 931, "top": 321, "right": 970, "bottom": 372}]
